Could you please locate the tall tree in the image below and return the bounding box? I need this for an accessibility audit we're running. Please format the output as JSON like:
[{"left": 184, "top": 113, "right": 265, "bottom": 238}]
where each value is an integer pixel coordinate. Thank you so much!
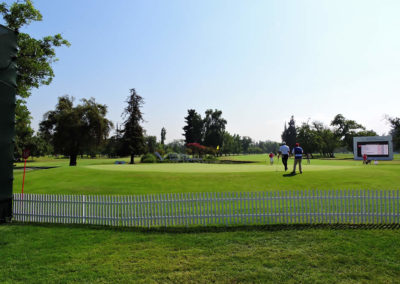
[
  {"left": 387, "top": 116, "right": 400, "bottom": 151},
  {"left": 281, "top": 116, "right": 296, "bottom": 149},
  {"left": 331, "top": 114, "right": 376, "bottom": 151},
  {"left": 39, "top": 96, "right": 112, "bottom": 166},
  {"left": 161, "top": 127, "right": 166, "bottom": 145},
  {"left": 240, "top": 136, "right": 253, "bottom": 153},
  {"left": 312, "top": 121, "right": 339, "bottom": 157},
  {"left": 183, "top": 109, "right": 203, "bottom": 144},
  {"left": 203, "top": 109, "right": 227, "bottom": 150},
  {"left": 145, "top": 136, "right": 157, "bottom": 154},
  {"left": 1, "top": 0, "right": 70, "bottom": 158},
  {"left": 281, "top": 123, "right": 287, "bottom": 144},
  {"left": 221, "top": 132, "right": 234, "bottom": 155},
  {"left": 296, "top": 122, "right": 322, "bottom": 158},
  {"left": 232, "top": 134, "right": 242, "bottom": 154},
  {"left": 257, "top": 141, "right": 280, "bottom": 154},
  {"left": 166, "top": 139, "right": 186, "bottom": 154},
  {"left": 14, "top": 100, "right": 33, "bottom": 159},
  {"left": 122, "top": 89, "right": 145, "bottom": 164}
]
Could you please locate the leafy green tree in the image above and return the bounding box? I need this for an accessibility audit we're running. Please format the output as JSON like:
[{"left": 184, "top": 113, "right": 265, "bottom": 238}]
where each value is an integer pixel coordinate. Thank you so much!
[
  {"left": 145, "top": 136, "right": 157, "bottom": 154},
  {"left": 248, "top": 146, "right": 263, "bottom": 154},
  {"left": 161, "top": 127, "right": 166, "bottom": 145},
  {"left": 39, "top": 96, "right": 112, "bottom": 166},
  {"left": 166, "top": 139, "right": 185, "bottom": 154},
  {"left": 102, "top": 124, "right": 124, "bottom": 158},
  {"left": 240, "top": 136, "right": 252, "bottom": 153},
  {"left": 222, "top": 132, "right": 234, "bottom": 155},
  {"left": 103, "top": 136, "right": 121, "bottom": 158},
  {"left": 1, "top": 1, "right": 70, "bottom": 157},
  {"left": 232, "top": 134, "right": 242, "bottom": 154},
  {"left": 387, "top": 116, "right": 400, "bottom": 151},
  {"left": 312, "top": 121, "right": 339, "bottom": 157},
  {"left": 183, "top": 109, "right": 203, "bottom": 144},
  {"left": 256, "top": 141, "right": 280, "bottom": 154},
  {"left": 14, "top": 99, "right": 33, "bottom": 159},
  {"left": 203, "top": 109, "right": 227, "bottom": 150},
  {"left": 121, "top": 89, "right": 145, "bottom": 164},
  {"left": 296, "top": 123, "right": 322, "bottom": 158},
  {"left": 281, "top": 116, "right": 296, "bottom": 149},
  {"left": 27, "top": 134, "right": 53, "bottom": 157},
  {"left": 331, "top": 114, "right": 376, "bottom": 151}
]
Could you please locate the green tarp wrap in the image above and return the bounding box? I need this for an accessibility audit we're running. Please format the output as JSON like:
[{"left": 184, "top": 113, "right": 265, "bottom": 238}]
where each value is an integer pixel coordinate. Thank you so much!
[{"left": 0, "top": 25, "right": 17, "bottom": 222}]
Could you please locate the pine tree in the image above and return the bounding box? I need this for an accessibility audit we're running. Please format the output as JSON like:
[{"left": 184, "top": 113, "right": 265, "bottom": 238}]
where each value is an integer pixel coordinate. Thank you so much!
[
  {"left": 281, "top": 122, "right": 288, "bottom": 143},
  {"left": 281, "top": 116, "right": 297, "bottom": 150},
  {"left": 161, "top": 127, "right": 166, "bottom": 145},
  {"left": 122, "top": 89, "right": 145, "bottom": 164}
]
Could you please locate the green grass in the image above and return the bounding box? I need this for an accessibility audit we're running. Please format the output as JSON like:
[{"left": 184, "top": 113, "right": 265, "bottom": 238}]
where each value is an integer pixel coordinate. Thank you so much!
[
  {"left": 1, "top": 223, "right": 400, "bottom": 283},
  {"left": 13, "top": 154, "right": 400, "bottom": 195},
  {"left": 5, "top": 155, "right": 400, "bottom": 283}
]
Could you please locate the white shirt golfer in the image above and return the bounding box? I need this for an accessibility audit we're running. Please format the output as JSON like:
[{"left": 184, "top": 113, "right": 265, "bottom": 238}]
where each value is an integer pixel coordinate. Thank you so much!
[{"left": 279, "top": 144, "right": 290, "bottom": 155}]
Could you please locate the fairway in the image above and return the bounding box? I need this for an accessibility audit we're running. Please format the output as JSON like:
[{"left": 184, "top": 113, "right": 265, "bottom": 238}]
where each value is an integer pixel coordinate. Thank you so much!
[{"left": 85, "top": 163, "right": 355, "bottom": 173}]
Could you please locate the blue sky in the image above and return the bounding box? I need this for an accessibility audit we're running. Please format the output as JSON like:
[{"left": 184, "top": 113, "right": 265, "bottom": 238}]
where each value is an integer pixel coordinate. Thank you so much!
[{"left": 4, "top": 0, "right": 400, "bottom": 142}]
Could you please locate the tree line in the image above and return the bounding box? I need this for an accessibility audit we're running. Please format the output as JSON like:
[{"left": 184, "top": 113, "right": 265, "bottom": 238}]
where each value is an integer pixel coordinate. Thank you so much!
[
  {"left": 3, "top": 1, "right": 400, "bottom": 165},
  {"left": 30, "top": 94, "right": 400, "bottom": 166},
  {"left": 34, "top": 91, "right": 281, "bottom": 165},
  {"left": 182, "top": 109, "right": 279, "bottom": 155}
]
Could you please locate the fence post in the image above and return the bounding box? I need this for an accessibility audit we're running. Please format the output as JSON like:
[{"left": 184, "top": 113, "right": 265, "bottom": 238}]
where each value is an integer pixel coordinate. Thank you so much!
[{"left": 82, "top": 195, "right": 86, "bottom": 224}]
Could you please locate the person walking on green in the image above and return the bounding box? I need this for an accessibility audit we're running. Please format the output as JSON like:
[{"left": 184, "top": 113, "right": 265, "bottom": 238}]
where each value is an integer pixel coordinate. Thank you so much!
[
  {"left": 278, "top": 142, "right": 290, "bottom": 171},
  {"left": 291, "top": 143, "right": 304, "bottom": 174}
]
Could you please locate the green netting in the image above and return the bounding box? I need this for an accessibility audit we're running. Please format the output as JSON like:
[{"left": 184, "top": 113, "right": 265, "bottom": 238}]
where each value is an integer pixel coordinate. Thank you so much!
[{"left": 0, "top": 25, "right": 17, "bottom": 222}]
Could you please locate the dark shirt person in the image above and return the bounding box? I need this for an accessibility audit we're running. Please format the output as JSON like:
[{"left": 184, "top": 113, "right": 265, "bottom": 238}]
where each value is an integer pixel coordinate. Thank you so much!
[{"left": 292, "top": 143, "right": 303, "bottom": 174}]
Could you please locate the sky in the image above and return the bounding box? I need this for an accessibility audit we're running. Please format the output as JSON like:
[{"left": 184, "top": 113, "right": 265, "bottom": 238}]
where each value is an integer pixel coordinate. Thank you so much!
[{"left": 3, "top": 0, "right": 400, "bottom": 142}]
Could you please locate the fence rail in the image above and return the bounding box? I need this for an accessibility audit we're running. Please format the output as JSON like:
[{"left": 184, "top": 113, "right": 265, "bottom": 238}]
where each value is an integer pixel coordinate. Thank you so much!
[{"left": 12, "top": 190, "right": 400, "bottom": 227}]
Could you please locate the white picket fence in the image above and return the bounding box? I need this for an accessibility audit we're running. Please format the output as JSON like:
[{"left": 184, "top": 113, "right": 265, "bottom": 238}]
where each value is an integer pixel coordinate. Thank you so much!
[{"left": 12, "top": 190, "right": 400, "bottom": 227}]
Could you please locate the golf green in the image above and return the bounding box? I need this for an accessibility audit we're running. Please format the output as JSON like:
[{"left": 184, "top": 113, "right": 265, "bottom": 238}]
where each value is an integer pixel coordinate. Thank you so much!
[{"left": 85, "top": 163, "right": 355, "bottom": 173}]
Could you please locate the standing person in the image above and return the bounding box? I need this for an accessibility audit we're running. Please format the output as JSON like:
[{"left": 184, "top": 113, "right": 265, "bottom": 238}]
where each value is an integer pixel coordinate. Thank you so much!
[
  {"left": 292, "top": 143, "right": 304, "bottom": 174},
  {"left": 363, "top": 153, "right": 367, "bottom": 164},
  {"left": 268, "top": 152, "right": 275, "bottom": 165},
  {"left": 278, "top": 142, "right": 290, "bottom": 171}
]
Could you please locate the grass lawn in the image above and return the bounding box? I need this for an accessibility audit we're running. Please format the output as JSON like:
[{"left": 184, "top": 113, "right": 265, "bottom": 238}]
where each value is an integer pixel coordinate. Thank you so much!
[
  {"left": 12, "top": 154, "right": 400, "bottom": 195},
  {"left": 1, "top": 223, "right": 400, "bottom": 283},
  {"left": 5, "top": 154, "right": 400, "bottom": 283}
]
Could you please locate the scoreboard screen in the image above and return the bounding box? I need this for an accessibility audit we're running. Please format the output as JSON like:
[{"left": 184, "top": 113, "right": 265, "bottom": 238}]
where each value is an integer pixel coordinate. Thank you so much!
[
  {"left": 353, "top": 136, "right": 393, "bottom": 160},
  {"left": 357, "top": 142, "right": 389, "bottom": 157}
]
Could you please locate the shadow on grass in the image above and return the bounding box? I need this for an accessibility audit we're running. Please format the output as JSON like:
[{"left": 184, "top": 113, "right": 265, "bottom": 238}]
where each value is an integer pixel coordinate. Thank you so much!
[
  {"left": 6, "top": 221, "right": 400, "bottom": 234},
  {"left": 13, "top": 166, "right": 58, "bottom": 170}
]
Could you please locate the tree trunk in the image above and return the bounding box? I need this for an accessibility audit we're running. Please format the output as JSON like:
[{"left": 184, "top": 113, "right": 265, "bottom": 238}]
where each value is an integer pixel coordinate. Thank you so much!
[
  {"left": 130, "top": 154, "right": 135, "bottom": 164},
  {"left": 70, "top": 154, "right": 77, "bottom": 166}
]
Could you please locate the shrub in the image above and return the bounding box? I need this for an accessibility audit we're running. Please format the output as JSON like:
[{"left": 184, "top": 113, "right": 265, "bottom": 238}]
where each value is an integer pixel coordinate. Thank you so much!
[
  {"left": 204, "top": 155, "right": 217, "bottom": 162},
  {"left": 140, "top": 153, "right": 157, "bottom": 163}
]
